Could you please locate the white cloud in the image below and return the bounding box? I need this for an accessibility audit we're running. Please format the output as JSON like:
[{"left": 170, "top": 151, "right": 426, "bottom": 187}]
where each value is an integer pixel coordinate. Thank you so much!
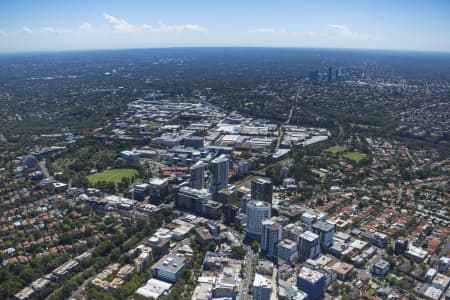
[
  {"left": 41, "top": 26, "right": 57, "bottom": 33},
  {"left": 249, "top": 28, "right": 319, "bottom": 37},
  {"left": 79, "top": 22, "right": 92, "bottom": 31},
  {"left": 40, "top": 26, "right": 72, "bottom": 34},
  {"left": 142, "top": 22, "right": 207, "bottom": 33},
  {"left": 22, "top": 26, "right": 32, "bottom": 34},
  {"left": 102, "top": 13, "right": 207, "bottom": 34},
  {"left": 328, "top": 24, "right": 371, "bottom": 40},
  {"left": 252, "top": 28, "right": 285, "bottom": 34},
  {"left": 103, "top": 13, "right": 137, "bottom": 33}
]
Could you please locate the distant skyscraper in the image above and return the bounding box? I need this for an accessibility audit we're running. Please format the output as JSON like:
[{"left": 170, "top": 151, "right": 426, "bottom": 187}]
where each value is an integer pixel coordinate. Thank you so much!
[
  {"left": 246, "top": 200, "right": 271, "bottom": 238},
  {"left": 309, "top": 69, "right": 319, "bottom": 83},
  {"left": 190, "top": 161, "right": 205, "bottom": 189},
  {"left": 210, "top": 154, "right": 229, "bottom": 193},
  {"left": 328, "top": 67, "right": 333, "bottom": 83},
  {"left": 261, "top": 219, "right": 282, "bottom": 258},
  {"left": 251, "top": 178, "right": 273, "bottom": 204}
]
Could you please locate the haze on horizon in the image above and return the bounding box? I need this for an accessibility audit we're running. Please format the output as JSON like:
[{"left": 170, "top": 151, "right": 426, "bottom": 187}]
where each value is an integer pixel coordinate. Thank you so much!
[{"left": 1, "top": 0, "right": 450, "bottom": 53}]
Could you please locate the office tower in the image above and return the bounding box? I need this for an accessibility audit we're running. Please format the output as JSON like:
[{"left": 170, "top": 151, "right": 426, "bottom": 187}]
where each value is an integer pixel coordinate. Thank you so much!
[
  {"left": 277, "top": 239, "right": 298, "bottom": 263},
  {"left": 210, "top": 154, "right": 229, "bottom": 193},
  {"left": 246, "top": 200, "right": 271, "bottom": 238},
  {"left": 297, "top": 266, "right": 326, "bottom": 300},
  {"left": 190, "top": 161, "right": 205, "bottom": 189},
  {"left": 261, "top": 219, "right": 282, "bottom": 258},
  {"left": 308, "top": 69, "right": 319, "bottom": 83},
  {"left": 311, "top": 221, "right": 335, "bottom": 250},
  {"left": 328, "top": 67, "right": 333, "bottom": 82},
  {"left": 299, "top": 231, "right": 320, "bottom": 259},
  {"left": 251, "top": 178, "right": 273, "bottom": 203},
  {"left": 253, "top": 273, "right": 272, "bottom": 300}
]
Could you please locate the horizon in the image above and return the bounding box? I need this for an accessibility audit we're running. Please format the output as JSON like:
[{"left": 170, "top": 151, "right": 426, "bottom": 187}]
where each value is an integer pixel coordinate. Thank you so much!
[
  {"left": 1, "top": 0, "right": 450, "bottom": 53},
  {"left": 2, "top": 45, "right": 450, "bottom": 56}
]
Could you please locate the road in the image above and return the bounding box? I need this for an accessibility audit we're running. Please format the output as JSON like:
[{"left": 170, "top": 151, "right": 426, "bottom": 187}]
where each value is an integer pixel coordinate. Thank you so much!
[
  {"left": 398, "top": 185, "right": 403, "bottom": 203},
  {"left": 275, "top": 105, "right": 295, "bottom": 150},
  {"left": 239, "top": 245, "right": 255, "bottom": 300},
  {"left": 406, "top": 150, "right": 417, "bottom": 167},
  {"left": 38, "top": 159, "right": 52, "bottom": 179}
]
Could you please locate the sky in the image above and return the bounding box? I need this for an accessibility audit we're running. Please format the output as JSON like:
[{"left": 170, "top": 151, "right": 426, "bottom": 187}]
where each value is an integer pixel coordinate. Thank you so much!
[{"left": 1, "top": 0, "right": 450, "bottom": 53}]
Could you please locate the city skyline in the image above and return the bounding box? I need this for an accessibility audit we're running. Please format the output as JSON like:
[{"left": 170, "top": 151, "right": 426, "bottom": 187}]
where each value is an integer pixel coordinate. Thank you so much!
[{"left": 1, "top": 0, "right": 450, "bottom": 53}]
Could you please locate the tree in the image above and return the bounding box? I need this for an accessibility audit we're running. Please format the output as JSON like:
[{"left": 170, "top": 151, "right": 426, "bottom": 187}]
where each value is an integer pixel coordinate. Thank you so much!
[
  {"left": 251, "top": 240, "right": 260, "bottom": 252},
  {"left": 110, "top": 248, "right": 121, "bottom": 261},
  {"left": 231, "top": 246, "right": 246, "bottom": 257}
]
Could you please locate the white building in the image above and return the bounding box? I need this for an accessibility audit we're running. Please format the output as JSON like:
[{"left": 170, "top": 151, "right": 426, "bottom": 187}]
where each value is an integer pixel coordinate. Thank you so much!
[
  {"left": 261, "top": 219, "right": 282, "bottom": 258},
  {"left": 439, "top": 257, "right": 450, "bottom": 273},
  {"left": 190, "top": 161, "right": 206, "bottom": 189},
  {"left": 151, "top": 254, "right": 186, "bottom": 283},
  {"left": 136, "top": 278, "right": 172, "bottom": 299},
  {"left": 210, "top": 154, "right": 229, "bottom": 193},
  {"left": 246, "top": 200, "right": 271, "bottom": 238},
  {"left": 253, "top": 273, "right": 272, "bottom": 300}
]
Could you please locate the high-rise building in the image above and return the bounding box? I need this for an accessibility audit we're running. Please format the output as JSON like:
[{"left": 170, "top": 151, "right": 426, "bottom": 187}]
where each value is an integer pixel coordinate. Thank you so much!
[
  {"left": 311, "top": 221, "right": 335, "bottom": 250},
  {"left": 251, "top": 178, "right": 273, "bottom": 204},
  {"left": 261, "top": 219, "right": 282, "bottom": 258},
  {"left": 210, "top": 154, "right": 229, "bottom": 193},
  {"left": 277, "top": 239, "right": 298, "bottom": 263},
  {"left": 283, "top": 223, "right": 305, "bottom": 245},
  {"left": 297, "top": 266, "right": 326, "bottom": 300},
  {"left": 246, "top": 200, "right": 271, "bottom": 238},
  {"left": 175, "top": 185, "right": 212, "bottom": 214},
  {"left": 328, "top": 67, "right": 333, "bottom": 82},
  {"left": 149, "top": 178, "right": 169, "bottom": 202},
  {"left": 190, "top": 161, "right": 205, "bottom": 189},
  {"left": 253, "top": 273, "right": 272, "bottom": 300},
  {"left": 299, "top": 231, "right": 320, "bottom": 259},
  {"left": 309, "top": 69, "right": 319, "bottom": 84}
]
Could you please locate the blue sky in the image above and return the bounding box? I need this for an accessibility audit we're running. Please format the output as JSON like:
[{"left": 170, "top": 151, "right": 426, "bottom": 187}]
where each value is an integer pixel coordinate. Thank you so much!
[{"left": 1, "top": 0, "right": 449, "bottom": 52}]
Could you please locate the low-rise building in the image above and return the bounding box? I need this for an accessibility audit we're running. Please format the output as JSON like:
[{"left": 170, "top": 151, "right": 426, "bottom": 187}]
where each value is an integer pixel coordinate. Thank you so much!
[
  {"left": 151, "top": 254, "right": 186, "bottom": 283},
  {"left": 405, "top": 244, "right": 428, "bottom": 263},
  {"left": 194, "top": 226, "right": 214, "bottom": 247},
  {"left": 372, "top": 259, "right": 390, "bottom": 276},
  {"left": 51, "top": 259, "right": 79, "bottom": 280},
  {"left": 31, "top": 278, "right": 51, "bottom": 291},
  {"left": 136, "top": 278, "right": 172, "bottom": 299},
  {"left": 117, "top": 264, "right": 135, "bottom": 281},
  {"left": 148, "top": 236, "right": 170, "bottom": 257},
  {"left": 14, "top": 287, "right": 34, "bottom": 300},
  {"left": 331, "top": 262, "right": 353, "bottom": 281}
]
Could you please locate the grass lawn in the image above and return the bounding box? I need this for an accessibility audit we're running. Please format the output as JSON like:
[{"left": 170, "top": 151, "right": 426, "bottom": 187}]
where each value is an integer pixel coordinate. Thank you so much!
[
  {"left": 325, "top": 146, "right": 347, "bottom": 155},
  {"left": 311, "top": 169, "right": 327, "bottom": 178},
  {"left": 148, "top": 122, "right": 160, "bottom": 130},
  {"left": 351, "top": 123, "right": 380, "bottom": 129},
  {"left": 343, "top": 151, "right": 367, "bottom": 163},
  {"left": 86, "top": 168, "right": 137, "bottom": 185}
]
